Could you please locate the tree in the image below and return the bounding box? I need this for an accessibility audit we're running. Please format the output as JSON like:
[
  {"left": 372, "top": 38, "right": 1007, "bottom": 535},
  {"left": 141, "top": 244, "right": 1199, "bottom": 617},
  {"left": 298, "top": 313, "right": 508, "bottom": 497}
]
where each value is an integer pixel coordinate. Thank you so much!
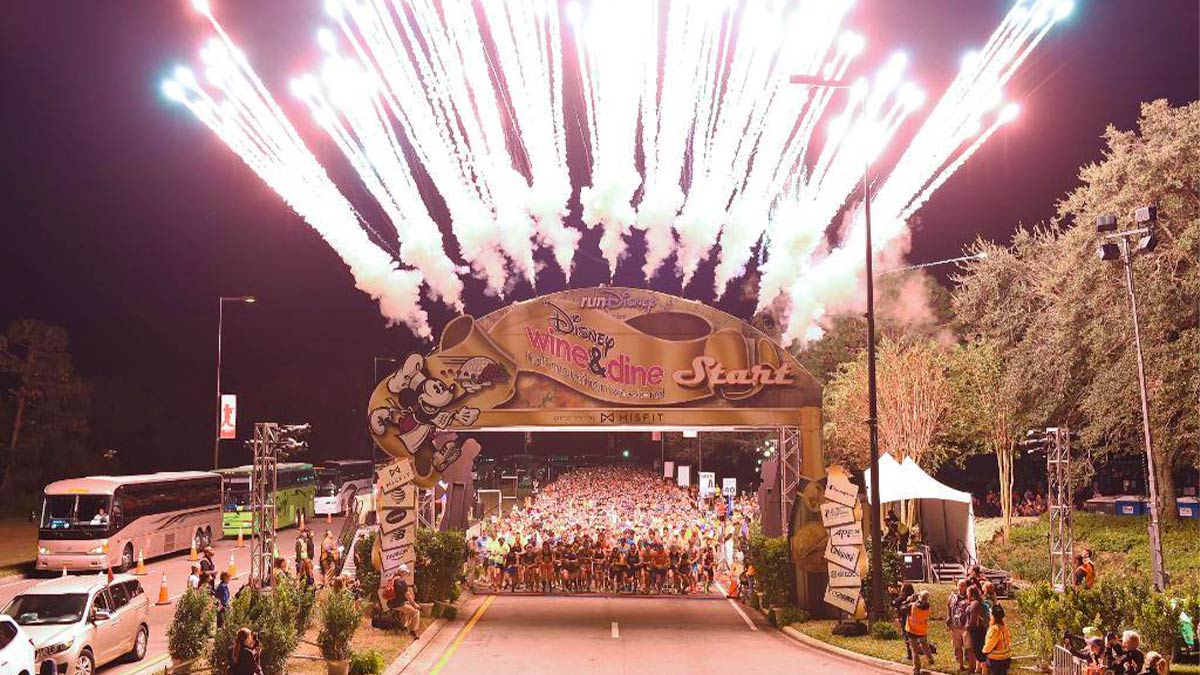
[
  {"left": 949, "top": 339, "right": 1022, "bottom": 540},
  {"left": 823, "top": 337, "right": 954, "bottom": 525},
  {"left": 0, "top": 319, "right": 92, "bottom": 500},
  {"left": 953, "top": 100, "right": 1200, "bottom": 521}
]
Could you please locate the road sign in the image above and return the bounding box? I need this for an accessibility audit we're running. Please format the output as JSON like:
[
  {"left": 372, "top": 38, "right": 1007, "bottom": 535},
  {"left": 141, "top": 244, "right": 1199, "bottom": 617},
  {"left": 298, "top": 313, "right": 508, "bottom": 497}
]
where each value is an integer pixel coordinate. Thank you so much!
[
  {"left": 219, "top": 394, "right": 237, "bottom": 439},
  {"left": 699, "top": 472, "right": 716, "bottom": 496},
  {"left": 722, "top": 477, "right": 737, "bottom": 497}
]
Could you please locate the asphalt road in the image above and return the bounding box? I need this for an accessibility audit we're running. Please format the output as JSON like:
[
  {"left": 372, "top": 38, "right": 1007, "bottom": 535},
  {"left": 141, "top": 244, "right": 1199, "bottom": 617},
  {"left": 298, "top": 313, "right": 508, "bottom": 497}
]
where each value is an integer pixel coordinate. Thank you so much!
[
  {"left": 399, "top": 593, "right": 892, "bottom": 675},
  {"left": 0, "top": 515, "right": 349, "bottom": 675}
]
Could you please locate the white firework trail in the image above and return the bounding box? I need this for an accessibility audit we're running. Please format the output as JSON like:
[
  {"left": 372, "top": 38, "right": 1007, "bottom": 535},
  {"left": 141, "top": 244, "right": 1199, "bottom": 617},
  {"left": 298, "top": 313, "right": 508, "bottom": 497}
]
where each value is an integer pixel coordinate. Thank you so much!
[
  {"left": 162, "top": 0, "right": 1072, "bottom": 343},
  {"left": 163, "top": 0, "right": 431, "bottom": 337}
]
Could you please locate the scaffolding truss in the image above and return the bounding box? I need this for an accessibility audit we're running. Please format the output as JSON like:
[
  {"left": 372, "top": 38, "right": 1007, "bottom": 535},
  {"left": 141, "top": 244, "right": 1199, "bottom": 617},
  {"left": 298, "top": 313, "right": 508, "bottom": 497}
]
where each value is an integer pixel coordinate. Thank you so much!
[
  {"left": 249, "top": 422, "right": 280, "bottom": 586},
  {"left": 778, "top": 426, "right": 801, "bottom": 531},
  {"left": 1047, "top": 427, "right": 1073, "bottom": 591}
]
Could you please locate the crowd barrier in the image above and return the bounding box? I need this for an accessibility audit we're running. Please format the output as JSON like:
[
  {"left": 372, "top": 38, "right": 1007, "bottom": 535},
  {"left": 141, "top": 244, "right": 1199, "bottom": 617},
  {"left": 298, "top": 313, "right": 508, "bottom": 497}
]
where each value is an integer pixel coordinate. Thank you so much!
[{"left": 1052, "top": 645, "right": 1094, "bottom": 675}]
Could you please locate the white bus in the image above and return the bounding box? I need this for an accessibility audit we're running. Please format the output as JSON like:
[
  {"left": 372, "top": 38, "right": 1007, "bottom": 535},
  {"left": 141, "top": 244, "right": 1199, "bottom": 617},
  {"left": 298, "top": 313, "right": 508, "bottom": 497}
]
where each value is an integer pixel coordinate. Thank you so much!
[
  {"left": 314, "top": 459, "right": 374, "bottom": 517},
  {"left": 36, "top": 472, "right": 223, "bottom": 573}
]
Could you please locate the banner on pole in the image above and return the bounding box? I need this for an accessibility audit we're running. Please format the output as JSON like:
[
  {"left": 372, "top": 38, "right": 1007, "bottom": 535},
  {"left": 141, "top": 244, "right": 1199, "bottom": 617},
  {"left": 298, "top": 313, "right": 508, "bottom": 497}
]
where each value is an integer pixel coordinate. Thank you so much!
[
  {"left": 219, "top": 394, "right": 237, "bottom": 439},
  {"left": 722, "top": 477, "right": 737, "bottom": 497},
  {"left": 677, "top": 465, "right": 691, "bottom": 487},
  {"left": 663, "top": 461, "right": 675, "bottom": 479},
  {"left": 699, "top": 472, "right": 716, "bottom": 496}
]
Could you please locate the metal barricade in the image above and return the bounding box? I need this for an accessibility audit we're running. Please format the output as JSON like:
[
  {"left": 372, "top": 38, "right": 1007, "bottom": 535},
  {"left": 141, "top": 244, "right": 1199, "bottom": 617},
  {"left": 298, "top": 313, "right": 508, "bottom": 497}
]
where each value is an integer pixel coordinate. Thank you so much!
[{"left": 1052, "top": 645, "right": 1087, "bottom": 675}]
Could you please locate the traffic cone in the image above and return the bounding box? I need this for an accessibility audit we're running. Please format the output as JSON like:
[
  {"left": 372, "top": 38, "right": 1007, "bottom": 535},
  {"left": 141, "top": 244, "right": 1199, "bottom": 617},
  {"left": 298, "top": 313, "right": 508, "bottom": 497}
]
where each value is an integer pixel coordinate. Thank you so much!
[
  {"left": 61, "top": 566, "right": 68, "bottom": 577},
  {"left": 298, "top": 511, "right": 305, "bottom": 532},
  {"left": 236, "top": 527, "right": 245, "bottom": 548},
  {"left": 326, "top": 511, "right": 332, "bottom": 524},
  {"left": 228, "top": 554, "right": 237, "bottom": 578},
  {"left": 134, "top": 550, "right": 147, "bottom": 576},
  {"left": 106, "top": 566, "right": 114, "bottom": 583},
  {"left": 189, "top": 541, "right": 198, "bottom": 562},
  {"left": 156, "top": 573, "right": 170, "bottom": 605}
]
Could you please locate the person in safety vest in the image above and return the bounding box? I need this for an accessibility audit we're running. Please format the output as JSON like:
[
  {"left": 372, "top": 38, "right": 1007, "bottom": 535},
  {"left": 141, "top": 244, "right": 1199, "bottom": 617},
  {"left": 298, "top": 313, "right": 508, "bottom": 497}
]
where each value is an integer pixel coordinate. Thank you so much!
[
  {"left": 982, "top": 604, "right": 1012, "bottom": 675},
  {"left": 904, "top": 590, "right": 935, "bottom": 675}
]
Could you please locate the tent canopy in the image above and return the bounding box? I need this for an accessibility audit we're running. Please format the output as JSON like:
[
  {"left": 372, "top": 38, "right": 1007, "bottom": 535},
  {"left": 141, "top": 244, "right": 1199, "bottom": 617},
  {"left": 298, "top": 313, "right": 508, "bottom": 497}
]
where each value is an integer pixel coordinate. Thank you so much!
[{"left": 863, "top": 454, "right": 977, "bottom": 563}]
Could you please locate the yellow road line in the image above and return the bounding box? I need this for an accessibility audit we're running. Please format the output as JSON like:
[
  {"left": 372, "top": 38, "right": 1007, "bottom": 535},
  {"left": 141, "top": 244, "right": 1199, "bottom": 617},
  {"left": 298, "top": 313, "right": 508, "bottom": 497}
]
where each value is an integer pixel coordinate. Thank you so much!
[{"left": 429, "top": 594, "right": 496, "bottom": 675}]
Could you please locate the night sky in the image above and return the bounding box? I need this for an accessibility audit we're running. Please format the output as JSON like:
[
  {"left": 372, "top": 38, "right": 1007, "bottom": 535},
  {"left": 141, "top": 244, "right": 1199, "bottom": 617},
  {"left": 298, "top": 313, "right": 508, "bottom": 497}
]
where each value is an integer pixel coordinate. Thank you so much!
[{"left": 0, "top": 1, "right": 1196, "bottom": 473}]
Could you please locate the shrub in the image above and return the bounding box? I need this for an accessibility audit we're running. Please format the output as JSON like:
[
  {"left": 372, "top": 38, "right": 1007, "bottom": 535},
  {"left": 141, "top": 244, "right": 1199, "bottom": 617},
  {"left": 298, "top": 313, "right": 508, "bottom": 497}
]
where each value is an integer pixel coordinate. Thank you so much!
[
  {"left": 355, "top": 532, "right": 381, "bottom": 603},
  {"left": 774, "top": 606, "right": 810, "bottom": 626},
  {"left": 415, "top": 529, "right": 470, "bottom": 603},
  {"left": 349, "top": 649, "right": 386, "bottom": 675},
  {"left": 747, "top": 533, "right": 794, "bottom": 608},
  {"left": 317, "top": 589, "right": 360, "bottom": 662},
  {"left": 167, "top": 587, "right": 215, "bottom": 661},
  {"left": 208, "top": 586, "right": 301, "bottom": 675},
  {"left": 272, "top": 575, "right": 317, "bottom": 633},
  {"left": 870, "top": 621, "right": 901, "bottom": 640}
]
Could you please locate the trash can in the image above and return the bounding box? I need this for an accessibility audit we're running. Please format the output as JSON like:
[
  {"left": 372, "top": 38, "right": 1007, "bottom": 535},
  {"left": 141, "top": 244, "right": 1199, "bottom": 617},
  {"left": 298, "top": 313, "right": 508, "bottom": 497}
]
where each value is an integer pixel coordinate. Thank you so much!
[
  {"left": 1114, "top": 496, "right": 1144, "bottom": 516},
  {"left": 1178, "top": 497, "right": 1199, "bottom": 519}
]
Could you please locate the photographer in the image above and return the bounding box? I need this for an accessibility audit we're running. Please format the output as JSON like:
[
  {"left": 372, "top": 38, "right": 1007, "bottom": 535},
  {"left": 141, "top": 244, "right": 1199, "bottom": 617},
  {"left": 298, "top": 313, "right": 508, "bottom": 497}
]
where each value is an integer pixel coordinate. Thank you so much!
[
  {"left": 227, "top": 627, "right": 262, "bottom": 675},
  {"left": 1113, "top": 631, "right": 1144, "bottom": 675}
]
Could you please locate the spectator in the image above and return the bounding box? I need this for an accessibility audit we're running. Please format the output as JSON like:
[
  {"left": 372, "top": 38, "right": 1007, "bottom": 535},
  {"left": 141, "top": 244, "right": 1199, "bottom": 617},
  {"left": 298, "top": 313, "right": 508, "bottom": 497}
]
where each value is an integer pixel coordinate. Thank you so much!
[
  {"left": 200, "top": 547, "right": 217, "bottom": 589},
  {"left": 1082, "top": 549, "right": 1096, "bottom": 588},
  {"left": 187, "top": 565, "right": 201, "bottom": 590},
  {"left": 1072, "top": 555, "right": 1089, "bottom": 588},
  {"left": 1142, "top": 651, "right": 1167, "bottom": 675},
  {"left": 1115, "top": 631, "right": 1145, "bottom": 675},
  {"left": 892, "top": 583, "right": 916, "bottom": 660},
  {"left": 387, "top": 564, "right": 421, "bottom": 638},
  {"left": 905, "top": 590, "right": 935, "bottom": 675},
  {"left": 227, "top": 627, "right": 261, "bottom": 675},
  {"left": 1105, "top": 632, "right": 1126, "bottom": 667},
  {"left": 966, "top": 585, "right": 989, "bottom": 674},
  {"left": 947, "top": 579, "right": 973, "bottom": 672},
  {"left": 214, "top": 571, "right": 231, "bottom": 628},
  {"left": 982, "top": 604, "right": 1012, "bottom": 675}
]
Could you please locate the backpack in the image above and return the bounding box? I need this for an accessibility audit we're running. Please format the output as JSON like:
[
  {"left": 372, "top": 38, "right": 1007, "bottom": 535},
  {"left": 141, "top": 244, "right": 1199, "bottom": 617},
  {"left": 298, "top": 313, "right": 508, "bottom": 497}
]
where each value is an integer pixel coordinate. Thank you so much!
[{"left": 950, "top": 595, "right": 971, "bottom": 628}]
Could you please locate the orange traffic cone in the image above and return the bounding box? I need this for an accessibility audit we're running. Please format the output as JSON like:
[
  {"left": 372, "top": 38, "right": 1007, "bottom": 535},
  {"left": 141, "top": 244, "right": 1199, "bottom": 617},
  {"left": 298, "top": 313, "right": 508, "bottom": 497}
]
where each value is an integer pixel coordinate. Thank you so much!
[
  {"left": 326, "top": 511, "right": 332, "bottom": 524},
  {"left": 106, "top": 566, "right": 114, "bottom": 583},
  {"left": 236, "top": 527, "right": 245, "bottom": 548},
  {"left": 156, "top": 573, "right": 170, "bottom": 605},
  {"left": 298, "top": 511, "right": 305, "bottom": 532},
  {"left": 188, "top": 541, "right": 198, "bottom": 562},
  {"left": 228, "top": 554, "right": 237, "bottom": 578},
  {"left": 134, "top": 550, "right": 147, "bottom": 576}
]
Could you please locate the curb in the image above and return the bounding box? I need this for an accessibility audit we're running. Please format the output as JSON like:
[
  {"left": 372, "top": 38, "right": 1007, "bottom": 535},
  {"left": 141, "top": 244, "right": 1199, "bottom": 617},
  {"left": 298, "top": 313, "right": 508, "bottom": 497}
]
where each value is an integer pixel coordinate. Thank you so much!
[
  {"left": 383, "top": 591, "right": 479, "bottom": 675},
  {"left": 779, "top": 624, "right": 954, "bottom": 675}
]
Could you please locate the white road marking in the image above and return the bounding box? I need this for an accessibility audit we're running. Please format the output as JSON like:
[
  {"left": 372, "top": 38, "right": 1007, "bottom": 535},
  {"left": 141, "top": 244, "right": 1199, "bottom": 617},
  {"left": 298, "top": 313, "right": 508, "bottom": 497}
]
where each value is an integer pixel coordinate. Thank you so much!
[
  {"left": 611, "top": 621, "right": 619, "bottom": 639},
  {"left": 714, "top": 581, "right": 758, "bottom": 631}
]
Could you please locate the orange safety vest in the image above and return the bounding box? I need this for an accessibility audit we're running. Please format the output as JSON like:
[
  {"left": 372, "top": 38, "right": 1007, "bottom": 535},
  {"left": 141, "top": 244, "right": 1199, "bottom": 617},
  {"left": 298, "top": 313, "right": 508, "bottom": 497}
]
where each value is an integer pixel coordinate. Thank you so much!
[
  {"left": 1082, "top": 560, "right": 1095, "bottom": 588},
  {"left": 984, "top": 624, "right": 1012, "bottom": 661},
  {"left": 906, "top": 604, "right": 931, "bottom": 637}
]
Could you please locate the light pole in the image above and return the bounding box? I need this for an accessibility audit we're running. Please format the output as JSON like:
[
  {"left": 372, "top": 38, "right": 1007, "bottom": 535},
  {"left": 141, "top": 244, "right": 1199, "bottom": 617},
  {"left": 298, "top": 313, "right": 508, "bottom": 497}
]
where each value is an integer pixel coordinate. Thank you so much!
[
  {"left": 215, "top": 295, "right": 256, "bottom": 469},
  {"left": 1097, "top": 207, "right": 1168, "bottom": 591},
  {"left": 372, "top": 357, "right": 400, "bottom": 466},
  {"left": 790, "top": 73, "right": 884, "bottom": 620}
]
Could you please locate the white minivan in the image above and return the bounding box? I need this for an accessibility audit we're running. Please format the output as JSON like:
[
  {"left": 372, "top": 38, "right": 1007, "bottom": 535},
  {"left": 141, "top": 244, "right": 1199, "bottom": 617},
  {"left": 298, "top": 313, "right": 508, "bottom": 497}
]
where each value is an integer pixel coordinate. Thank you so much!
[{"left": 3, "top": 574, "right": 150, "bottom": 675}]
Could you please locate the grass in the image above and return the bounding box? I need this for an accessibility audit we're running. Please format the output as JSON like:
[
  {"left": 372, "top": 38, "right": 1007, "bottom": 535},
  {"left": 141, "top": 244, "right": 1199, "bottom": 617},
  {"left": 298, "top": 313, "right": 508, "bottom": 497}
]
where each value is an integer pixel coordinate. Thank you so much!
[
  {"left": 978, "top": 512, "right": 1200, "bottom": 588},
  {"left": 788, "top": 583, "right": 1030, "bottom": 669},
  {"left": 0, "top": 518, "right": 37, "bottom": 574}
]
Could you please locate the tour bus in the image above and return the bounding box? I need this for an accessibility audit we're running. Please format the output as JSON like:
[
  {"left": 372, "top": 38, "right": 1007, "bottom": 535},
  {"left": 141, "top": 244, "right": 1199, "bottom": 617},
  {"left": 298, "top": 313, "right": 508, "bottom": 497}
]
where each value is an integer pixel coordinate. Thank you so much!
[
  {"left": 36, "top": 472, "right": 223, "bottom": 573},
  {"left": 218, "top": 463, "right": 317, "bottom": 535},
  {"left": 314, "top": 459, "right": 374, "bottom": 517}
]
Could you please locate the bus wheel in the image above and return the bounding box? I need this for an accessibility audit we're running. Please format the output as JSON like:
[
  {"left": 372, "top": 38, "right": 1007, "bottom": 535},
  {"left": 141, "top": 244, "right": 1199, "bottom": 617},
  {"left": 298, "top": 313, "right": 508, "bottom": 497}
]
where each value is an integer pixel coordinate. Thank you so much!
[{"left": 119, "top": 544, "right": 134, "bottom": 573}]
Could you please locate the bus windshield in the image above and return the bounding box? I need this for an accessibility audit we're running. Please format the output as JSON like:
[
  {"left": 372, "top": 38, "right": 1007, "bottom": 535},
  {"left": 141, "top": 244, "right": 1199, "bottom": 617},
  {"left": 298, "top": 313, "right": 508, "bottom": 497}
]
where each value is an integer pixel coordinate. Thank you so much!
[
  {"left": 4, "top": 593, "right": 88, "bottom": 625},
  {"left": 224, "top": 480, "right": 250, "bottom": 511},
  {"left": 41, "top": 495, "right": 112, "bottom": 531}
]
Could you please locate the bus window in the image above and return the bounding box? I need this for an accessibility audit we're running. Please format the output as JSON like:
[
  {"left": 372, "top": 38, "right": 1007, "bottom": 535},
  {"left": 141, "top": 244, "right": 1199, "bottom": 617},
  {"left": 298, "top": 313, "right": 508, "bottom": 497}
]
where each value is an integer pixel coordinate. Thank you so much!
[
  {"left": 41, "top": 496, "right": 76, "bottom": 529},
  {"left": 40, "top": 495, "right": 112, "bottom": 530}
]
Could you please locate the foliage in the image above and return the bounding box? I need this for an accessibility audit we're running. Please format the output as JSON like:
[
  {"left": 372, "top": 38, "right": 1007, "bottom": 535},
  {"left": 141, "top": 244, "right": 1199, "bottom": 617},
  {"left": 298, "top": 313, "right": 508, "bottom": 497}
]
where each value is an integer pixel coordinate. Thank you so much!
[
  {"left": 349, "top": 649, "right": 386, "bottom": 675},
  {"left": 273, "top": 573, "right": 317, "bottom": 633},
  {"left": 317, "top": 589, "right": 361, "bottom": 662},
  {"left": 415, "top": 529, "right": 469, "bottom": 603},
  {"left": 823, "top": 337, "right": 954, "bottom": 476},
  {"left": 774, "top": 606, "right": 810, "bottom": 626},
  {"left": 0, "top": 319, "right": 95, "bottom": 505},
  {"left": 1016, "top": 576, "right": 1196, "bottom": 666},
  {"left": 355, "top": 531, "right": 381, "bottom": 604},
  {"left": 953, "top": 100, "right": 1200, "bottom": 520},
  {"left": 166, "top": 587, "right": 215, "bottom": 661},
  {"left": 746, "top": 533, "right": 794, "bottom": 608},
  {"left": 209, "top": 585, "right": 301, "bottom": 675},
  {"left": 861, "top": 544, "right": 902, "bottom": 615},
  {"left": 870, "top": 621, "right": 901, "bottom": 640},
  {"left": 947, "top": 339, "right": 1022, "bottom": 539}
]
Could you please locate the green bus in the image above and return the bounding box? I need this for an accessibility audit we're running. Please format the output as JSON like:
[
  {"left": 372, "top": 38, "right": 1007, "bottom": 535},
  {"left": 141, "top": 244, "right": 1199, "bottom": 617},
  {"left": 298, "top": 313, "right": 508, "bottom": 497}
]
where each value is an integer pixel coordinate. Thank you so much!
[{"left": 218, "top": 463, "right": 317, "bottom": 535}]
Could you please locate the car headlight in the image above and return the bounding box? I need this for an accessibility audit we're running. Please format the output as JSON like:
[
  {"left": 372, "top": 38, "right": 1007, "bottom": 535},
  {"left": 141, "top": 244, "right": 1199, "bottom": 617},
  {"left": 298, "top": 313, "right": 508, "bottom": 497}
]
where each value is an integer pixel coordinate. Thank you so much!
[
  {"left": 35, "top": 638, "right": 74, "bottom": 659},
  {"left": 38, "top": 546, "right": 51, "bottom": 555},
  {"left": 87, "top": 545, "right": 106, "bottom": 555}
]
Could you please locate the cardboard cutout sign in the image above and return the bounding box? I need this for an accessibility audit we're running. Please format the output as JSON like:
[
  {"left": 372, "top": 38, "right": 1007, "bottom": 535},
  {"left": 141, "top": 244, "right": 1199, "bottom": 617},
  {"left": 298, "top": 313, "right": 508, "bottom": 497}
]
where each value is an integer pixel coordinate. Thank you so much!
[{"left": 820, "top": 465, "right": 868, "bottom": 620}]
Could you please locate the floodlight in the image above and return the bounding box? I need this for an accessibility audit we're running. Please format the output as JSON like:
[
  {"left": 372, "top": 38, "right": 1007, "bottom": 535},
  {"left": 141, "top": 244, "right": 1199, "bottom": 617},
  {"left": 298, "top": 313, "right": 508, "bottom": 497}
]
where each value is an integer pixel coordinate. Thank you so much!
[
  {"left": 1137, "top": 233, "right": 1157, "bottom": 253},
  {"left": 1095, "top": 214, "right": 1117, "bottom": 233},
  {"left": 1098, "top": 243, "right": 1121, "bottom": 261},
  {"left": 1133, "top": 205, "right": 1157, "bottom": 224}
]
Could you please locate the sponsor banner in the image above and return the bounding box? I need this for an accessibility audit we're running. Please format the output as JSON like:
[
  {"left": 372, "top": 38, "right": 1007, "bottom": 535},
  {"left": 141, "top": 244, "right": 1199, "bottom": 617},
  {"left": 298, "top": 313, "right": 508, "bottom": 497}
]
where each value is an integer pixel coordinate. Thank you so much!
[
  {"left": 472, "top": 408, "right": 808, "bottom": 429},
  {"left": 219, "top": 394, "right": 237, "bottom": 439},
  {"left": 663, "top": 461, "right": 675, "bottom": 480},
  {"left": 381, "top": 543, "right": 416, "bottom": 570},
  {"left": 824, "top": 586, "right": 867, "bottom": 618},
  {"left": 827, "top": 564, "right": 862, "bottom": 588},
  {"left": 824, "top": 539, "right": 861, "bottom": 571},
  {"left": 379, "top": 460, "right": 417, "bottom": 495},
  {"left": 677, "top": 465, "right": 691, "bottom": 488},
  {"left": 699, "top": 472, "right": 716, "bottom": 496},
  {"left": 829, "top": 522, "right": 864, "bottom": 547},
  {"left": 824, "top": 470, "right": 858, "bottom": 508},
  {"left": 722, "top": 477, "right": 737, "bottom": 497},
  {"left": 820, "top": 501, "right": 856, "bottom": 528}
]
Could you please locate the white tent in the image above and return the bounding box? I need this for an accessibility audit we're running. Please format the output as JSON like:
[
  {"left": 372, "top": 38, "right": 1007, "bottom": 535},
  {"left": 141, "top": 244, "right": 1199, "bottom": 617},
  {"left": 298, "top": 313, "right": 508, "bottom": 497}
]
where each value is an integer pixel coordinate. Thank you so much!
[{"left": 863, "top": 454, "right": 977, "bottom": 563}]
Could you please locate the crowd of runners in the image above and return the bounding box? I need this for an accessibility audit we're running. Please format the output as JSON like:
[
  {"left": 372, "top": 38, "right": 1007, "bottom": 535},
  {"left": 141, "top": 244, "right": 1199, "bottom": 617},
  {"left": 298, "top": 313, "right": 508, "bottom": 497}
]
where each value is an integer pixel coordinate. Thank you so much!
[{"left": 468, "top": 467, "right": 756, "bottom": 596}]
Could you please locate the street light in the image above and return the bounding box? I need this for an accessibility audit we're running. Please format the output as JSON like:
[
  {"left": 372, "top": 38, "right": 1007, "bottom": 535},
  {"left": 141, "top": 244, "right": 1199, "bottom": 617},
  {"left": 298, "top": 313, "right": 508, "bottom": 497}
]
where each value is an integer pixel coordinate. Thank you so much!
[
  {"left": 1096, "top": 207, "right": 1168, "bottom": 591},
  {"left": 791, "top": 74, "right": 886, "bottom": 621},
  {"left": 215, "top": 295, "right": 256, "bottom": 469}
]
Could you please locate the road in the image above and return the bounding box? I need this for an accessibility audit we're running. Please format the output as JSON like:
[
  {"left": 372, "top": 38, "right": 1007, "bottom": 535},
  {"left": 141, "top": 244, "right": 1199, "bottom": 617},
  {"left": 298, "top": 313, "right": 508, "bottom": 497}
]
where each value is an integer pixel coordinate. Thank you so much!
[
  {"left": 399, "top": 594, "right": 892, "bottom": 675},
  {"left": 0, "top": 515, "right": 350, "bottom": 675}
]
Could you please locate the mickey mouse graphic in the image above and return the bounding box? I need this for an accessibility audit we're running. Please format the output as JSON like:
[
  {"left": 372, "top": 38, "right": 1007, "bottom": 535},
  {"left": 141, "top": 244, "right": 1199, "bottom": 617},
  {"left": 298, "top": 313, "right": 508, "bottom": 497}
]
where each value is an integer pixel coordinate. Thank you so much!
[{"left": 369, "top": 354, "right": 483, "bottom": 483}]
